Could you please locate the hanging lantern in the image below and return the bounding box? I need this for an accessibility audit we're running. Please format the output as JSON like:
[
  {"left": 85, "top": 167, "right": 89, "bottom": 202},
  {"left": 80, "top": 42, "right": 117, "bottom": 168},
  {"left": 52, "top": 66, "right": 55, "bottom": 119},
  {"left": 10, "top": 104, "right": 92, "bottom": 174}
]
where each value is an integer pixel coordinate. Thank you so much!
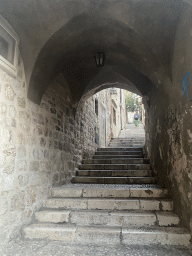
[{"left": 95, "top": 52, "right": 105, "bottom": 67}]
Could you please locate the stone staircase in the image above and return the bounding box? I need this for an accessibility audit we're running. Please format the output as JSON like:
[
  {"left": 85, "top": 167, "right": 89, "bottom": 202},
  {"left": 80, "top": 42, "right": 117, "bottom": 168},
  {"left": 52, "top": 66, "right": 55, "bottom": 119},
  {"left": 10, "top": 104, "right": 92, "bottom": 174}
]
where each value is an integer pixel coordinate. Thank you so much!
[
  {"left": 23, "top": 137, "right": 191, "bottom": 245},
  {"left": 71, "top": 137, "right": 154, "bottom": 184}
]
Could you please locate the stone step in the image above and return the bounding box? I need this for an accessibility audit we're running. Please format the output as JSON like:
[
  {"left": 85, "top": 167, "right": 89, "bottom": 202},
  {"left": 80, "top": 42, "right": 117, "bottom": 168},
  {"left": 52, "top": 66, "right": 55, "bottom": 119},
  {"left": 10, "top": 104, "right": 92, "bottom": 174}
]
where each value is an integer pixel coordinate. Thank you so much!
[
  {"left": 51, "top": 186, "right": 169, "bottom": 198},
  {"left": 82, "top": 159, "right": 149, "bottom": 164},
  {"left": 110, "top": 139, "right": 145, "bottom": 143},
  {"left": 35, "top": 210, "right": 180, "bottom": 227},
  {"left": 71, "top": 176, "right": 157, "bottom": 184},
  {"left": 78, "top": 164, "right": 151, "bottom": 170},
  {"left": 108, "top": 145, "right": 144, "bottom": 148},
  {"left": 44, "top": 198, "right": 173, "bottom": 211},
  {"left": 95, "top": 151, "right": 143, "bottom": 156},
  {"left": 76, "top": 170, "right": 152, "bottom": 177},
  {"left": 109, "top": 142, "right": 144, "bottom": 145},
  {"left": 97, "top": 147, "right": 143, "bottom": 152},
  {"left": 111, "top": 138, "right": 145, "bottom": 140},
  {"left": 93, "top": 155, "right": 143, "bottom": 159},
  {"left": 23, "top": 224, "right": 190, "bottom": 245}
]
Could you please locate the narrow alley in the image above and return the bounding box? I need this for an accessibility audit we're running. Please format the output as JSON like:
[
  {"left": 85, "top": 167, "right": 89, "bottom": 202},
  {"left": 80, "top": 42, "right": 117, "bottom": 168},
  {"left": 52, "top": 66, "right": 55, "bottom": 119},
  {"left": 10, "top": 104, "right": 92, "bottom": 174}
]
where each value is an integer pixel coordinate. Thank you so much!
[{"left": 1, "top": 1, "right": 192, "bottom": 255}]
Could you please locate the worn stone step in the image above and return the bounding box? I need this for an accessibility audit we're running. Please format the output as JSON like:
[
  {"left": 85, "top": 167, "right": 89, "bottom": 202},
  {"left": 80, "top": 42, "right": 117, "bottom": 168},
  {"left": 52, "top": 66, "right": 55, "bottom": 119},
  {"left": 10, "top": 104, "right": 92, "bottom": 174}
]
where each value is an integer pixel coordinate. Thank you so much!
[
  {"left": 95, "top": 151, "right": 143, "bottom": 156},
  {"left": 71, "top": 176, "right": 157, "bottom": 184},
  {"left": 35, "top": 210, "right": 179, "bottom": 227},
  {"left": 111, "top": 138, "right": 145, "bottom": 140},
  {"left": 110, "top": 141, "right": 145, "bottom": 143},
  {"left": 110, "top": 142, "right": 145, "bottom": 144},
  {"left": 78, "top": 164, "right": 151, "bottom": 170},
  {"left": 35, "top": 210, "right": 71, "bottom": 223},
  {"left": 109, "top": 142, "right": 144, "bottom": 145},
  {"left": 110, "top": 139, "right": 145, "bottom": 143},
  {"left": 108, "top": 145, "right": 144, "bottom": 148},
  {"left": 76, "top": 170, "right": 152, "bottom": 177},
  {"left": 23, "top": 224, "right": 190, "bottom": 245},
  {"left": 51, "top": 186, "right": 169, "bottom": 198},
  {"left": 82, "top": 159, "right": 149, "bottom": 164},
  {"left": 93, "top": 155, "right": 143, "bottom": 159},
  {"left": 44, "top": 198, "right": 173, "bottom": 211},
  {"left": 122, "top": 227, "right": 190, "bottom": 245},
  {"left": 97, "top": 147, "right": 143, "bottom": 152},
  {"left": 23, "top": 224, "right": 120, "bottom": 244},
  {"left": 70, "top": 211, "right": 179, "bottom": 227}
]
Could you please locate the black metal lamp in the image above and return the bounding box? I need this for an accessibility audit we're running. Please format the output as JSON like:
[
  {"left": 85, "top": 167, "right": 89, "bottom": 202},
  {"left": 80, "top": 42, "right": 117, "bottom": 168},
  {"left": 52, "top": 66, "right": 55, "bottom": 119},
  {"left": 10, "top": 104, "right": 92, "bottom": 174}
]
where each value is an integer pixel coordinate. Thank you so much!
[{"left": 95, "top": 52, "right": 105, "bottom": 67}]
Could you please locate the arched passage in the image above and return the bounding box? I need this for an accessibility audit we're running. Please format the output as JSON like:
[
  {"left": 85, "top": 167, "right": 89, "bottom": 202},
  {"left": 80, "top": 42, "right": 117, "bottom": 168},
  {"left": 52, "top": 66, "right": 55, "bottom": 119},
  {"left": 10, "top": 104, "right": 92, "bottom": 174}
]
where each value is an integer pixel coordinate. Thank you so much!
[{"left": 1, "top": 0, "right": 192, "bottom": 244}]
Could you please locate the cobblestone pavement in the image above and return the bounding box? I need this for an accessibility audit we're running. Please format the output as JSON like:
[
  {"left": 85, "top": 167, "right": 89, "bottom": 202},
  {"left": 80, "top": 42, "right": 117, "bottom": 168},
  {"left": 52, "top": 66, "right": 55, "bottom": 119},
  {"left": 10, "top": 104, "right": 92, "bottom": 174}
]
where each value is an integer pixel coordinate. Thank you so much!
[{"left": 0, "top": 240, "right": 192, "bottom": 256}]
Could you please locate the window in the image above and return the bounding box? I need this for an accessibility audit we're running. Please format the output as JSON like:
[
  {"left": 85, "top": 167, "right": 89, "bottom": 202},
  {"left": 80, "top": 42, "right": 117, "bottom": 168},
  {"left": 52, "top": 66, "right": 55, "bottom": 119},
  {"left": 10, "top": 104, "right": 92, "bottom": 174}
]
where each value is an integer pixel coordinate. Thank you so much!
[
  {"left": 0, "top": 16, "right": 19, "bottom": 76},
  {"left": 95, "top": 98, "right": 98, "bottom": 116},
  {"left": 113, "top": 108, "right": 116, "bottom": 125}
]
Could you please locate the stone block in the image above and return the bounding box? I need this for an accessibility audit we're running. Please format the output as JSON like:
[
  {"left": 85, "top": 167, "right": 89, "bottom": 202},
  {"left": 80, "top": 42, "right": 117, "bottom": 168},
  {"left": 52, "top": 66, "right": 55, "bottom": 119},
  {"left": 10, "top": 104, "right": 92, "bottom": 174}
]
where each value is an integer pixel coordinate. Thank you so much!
[
  {"left": 115, "top": 200, "right": 140, "bottom": 210},
  {"left": 129, "top": 188, "right": 168, "bottom": 198},
  {"left": 140, "top": 200, "right": 160, "bottom": 211},
  {"left": 3, "top": 173, "right": 14, "bottom": 191},
  {"left": 17, "top": 146, "right": 26, "bottom": 158},
  {"left": 156, "top": 212, "right": 180, "bottom": 226},
  {"left": 83, "top": 188, "right": 130, "bottom": 198},
  {"left": 0, "top": 102, "right": 7, "bottom": 115},
  {"left": 0, "top": 197, "right": 8, "bottom": 215},
  {"left": 24, "top": 224, "right": 76, "bottom": 241},
  {"left": 51, "top": 188, "right": 83, "bottom": 198},
  {"left": 17, "top": 97, "right": 26, "bottom": 108},
  {"left": 44, "top": 198, "right": 88, "bottom": 209},
  {"left": 88, "top": 199, "right": 115, "bottom": 210},
  {"left": 35, "top": 210, "right": 71, "bottom": 223},
  {"left": 75, "top": 226, "right": 121, "bottom": 245},
  {"left": 11, "top": 192, "right": 25, "bottom": 211},
  {"left": 5, "top": 84, "right": 14, "bottom": 100},
  {"left": 122, "top": 229, "right": 158, "bottom": 245},
  {"left": 29, "top": 161, "right": 39, "bottom": 172},
  {"left": 70, "top": 211, "right": 109, "bottom": 226},
  {"left": 109, "top": 212, "right": 156, "bottom": 227},
  {"left": 160, "top": 200, "right": 173, "bottom": 211},
  {"left": 9, "top": 105, "right": 16, "bottom": 118}
]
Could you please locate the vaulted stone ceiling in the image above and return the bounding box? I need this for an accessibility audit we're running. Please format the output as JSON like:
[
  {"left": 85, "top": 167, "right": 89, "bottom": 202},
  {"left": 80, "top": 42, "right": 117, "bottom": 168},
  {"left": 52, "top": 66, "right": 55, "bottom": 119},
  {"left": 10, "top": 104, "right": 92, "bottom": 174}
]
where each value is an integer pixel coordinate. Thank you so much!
[{"left": 0, "top": 0, "right": 189, "bottom": 105}]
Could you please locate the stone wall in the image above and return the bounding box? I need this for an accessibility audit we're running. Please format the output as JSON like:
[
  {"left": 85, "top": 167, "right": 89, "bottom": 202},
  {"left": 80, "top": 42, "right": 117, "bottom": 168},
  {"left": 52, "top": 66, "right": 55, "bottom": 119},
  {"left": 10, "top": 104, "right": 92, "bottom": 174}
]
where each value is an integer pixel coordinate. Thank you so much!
[
  {"left": 111, "top": 88, "right": 126, "bottom": 138},
  {"left": 144, "top": 7, "right": 192, "bottom": 235},
  {"left": 94, "top": 89, "right": 111, "bottom": 147},
  {"left": 0, "top": 52, "right": 126, "bottom": 242},
  {"left": 0, "top": 58, "right": 100, "bottom": 242}
]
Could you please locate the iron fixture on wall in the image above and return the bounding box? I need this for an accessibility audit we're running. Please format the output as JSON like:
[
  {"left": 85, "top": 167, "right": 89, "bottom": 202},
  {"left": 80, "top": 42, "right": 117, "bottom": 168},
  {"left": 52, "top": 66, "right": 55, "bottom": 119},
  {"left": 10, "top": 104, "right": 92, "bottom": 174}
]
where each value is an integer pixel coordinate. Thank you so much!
[{"left": 95, "top": 52, "right": 105, "bottom": 67}]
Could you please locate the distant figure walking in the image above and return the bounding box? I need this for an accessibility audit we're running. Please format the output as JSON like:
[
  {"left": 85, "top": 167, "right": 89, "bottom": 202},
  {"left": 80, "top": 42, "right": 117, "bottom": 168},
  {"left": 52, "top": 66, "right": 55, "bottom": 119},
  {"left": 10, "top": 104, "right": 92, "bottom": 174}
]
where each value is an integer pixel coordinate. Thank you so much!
[{"left": 134, "top": 111, "right": 139, "bottom": 129}]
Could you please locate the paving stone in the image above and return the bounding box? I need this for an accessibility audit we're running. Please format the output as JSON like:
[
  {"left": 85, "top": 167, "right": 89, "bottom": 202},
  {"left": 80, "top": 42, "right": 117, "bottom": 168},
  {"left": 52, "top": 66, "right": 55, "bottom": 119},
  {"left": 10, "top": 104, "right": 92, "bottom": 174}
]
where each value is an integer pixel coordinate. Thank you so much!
[{"left": 1, "top": 240, "right": 192, "bottom": 256}]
